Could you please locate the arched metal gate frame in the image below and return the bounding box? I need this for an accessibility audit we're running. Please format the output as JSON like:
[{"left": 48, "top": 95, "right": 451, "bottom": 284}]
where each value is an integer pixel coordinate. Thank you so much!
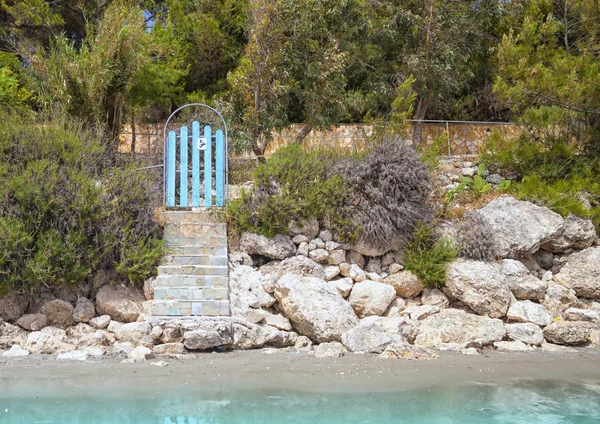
[{"left": 162, "top": 103, "right": 229, "bottom": 207}]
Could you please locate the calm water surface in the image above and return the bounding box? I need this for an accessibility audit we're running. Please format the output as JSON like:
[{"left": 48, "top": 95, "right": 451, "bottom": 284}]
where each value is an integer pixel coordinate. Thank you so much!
[{"left": 1, "top": 379, "right": 600, "bottom": 423}]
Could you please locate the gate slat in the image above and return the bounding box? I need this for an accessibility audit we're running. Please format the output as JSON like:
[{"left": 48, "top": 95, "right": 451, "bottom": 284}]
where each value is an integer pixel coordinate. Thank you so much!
[
  {"left": 203, "top": 125, "right": 212, "bottom": 207},
  {"left": 192, "top": 121, "right": 200, "bottom": 207},
  {"left": 166, "top": 130, "right": 176, "bottom": 207},
  {"left": 215, "top": 129, "right": 225, "bottom": 206},
  {"left": 179, "top": 125, "right": 188, "bottom": 207}
]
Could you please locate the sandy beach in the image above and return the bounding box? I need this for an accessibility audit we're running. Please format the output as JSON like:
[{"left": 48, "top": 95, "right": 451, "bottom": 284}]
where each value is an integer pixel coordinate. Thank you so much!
[{"left": 2, "top": 348, "right": 600, "bottom": 398}]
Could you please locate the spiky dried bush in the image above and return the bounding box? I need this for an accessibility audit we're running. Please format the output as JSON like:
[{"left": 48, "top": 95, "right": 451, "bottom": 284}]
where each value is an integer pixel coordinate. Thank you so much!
[
  {"left": 332, "top": 137, "right": 432, "bottom": 251},
  {"left": 456, "top": 213, "right": 497, "bottom": 261}
]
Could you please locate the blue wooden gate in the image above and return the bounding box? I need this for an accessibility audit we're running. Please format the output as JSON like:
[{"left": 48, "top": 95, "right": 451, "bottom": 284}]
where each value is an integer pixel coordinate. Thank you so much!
[{"left": 163, "top": 104, "right": 228, "bottom": 208}]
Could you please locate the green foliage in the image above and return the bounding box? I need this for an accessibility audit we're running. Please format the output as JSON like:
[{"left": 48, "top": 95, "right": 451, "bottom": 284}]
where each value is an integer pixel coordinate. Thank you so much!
[
  {"left": 0, "top": 117, "right": 163, "bottom": 294},
  {"left": 404, "top": 224, "right": 457, "bottom": 290},
  {"left": 228, "top": 145, "right": 353, "bottom": 238},
  {"left": 460, "top": 164, "right": 492, "bottom": 196}
]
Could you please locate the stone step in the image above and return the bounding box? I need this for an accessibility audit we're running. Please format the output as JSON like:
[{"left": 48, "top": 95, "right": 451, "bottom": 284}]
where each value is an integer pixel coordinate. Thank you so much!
[
  {"left": 166, "top": 246, "right": 228, "bottom": 256},
  {"left": 151, "top": 299, "right": 230, "bottom": 317},
  {"left": 161, "top": 255, "right": 228, "bottom": 266},
  {"left": 162, "top": 210, "right": 224, "bottom": 225},
  {"left": 164, "top": 236, "right": 227, "bottom": 247},
  {"left": 154, "top": 286, "right": 229, "bottom": 301},
  {"left": 164, "top": 223, "right": 227, "bottom": 238},
  {"left": 155, "top": 274, "right": 229, "bottom": 288},
  {"left": 158, "top": 265, "right": 228, "bottom": 277}
]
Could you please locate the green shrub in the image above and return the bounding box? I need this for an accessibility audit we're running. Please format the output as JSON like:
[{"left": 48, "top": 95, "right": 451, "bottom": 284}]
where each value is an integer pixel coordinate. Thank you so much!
[
  {"left": 229, "top": 139, "right": 432, "bottom": 250},
  {"left": 0, "top": 116, "right": 163, "bottom": 294},
  {"left": 228, "top": 145, "right": 354, "bottom": 238},
  {"left": 404, "top": 224, "right": 457, "bottom": 289}
]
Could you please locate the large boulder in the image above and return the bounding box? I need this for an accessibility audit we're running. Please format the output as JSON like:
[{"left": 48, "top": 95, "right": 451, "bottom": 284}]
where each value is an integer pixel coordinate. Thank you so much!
[
  {"left": 116, "top": 322, "right": 152, "bottom": 344},
  {"left": 232, "top": 318, "right": 296, "bottom": 349},
  {"left": 348, "top": 281, "right": 396, "bottom": 318},
  {"left": 542, "top": 216, "right": 597, "bottom": 253},
  {"left": 72, "top": 297, "right": 95, "bottom": 323},
  {"left": 383, "top": 271, "right": 423, "bottom": 298},
  {"left": 506, "top": 301, "right": 554, "bottom": 326},
  {"left": 0, "top": 319, "right": 28, "bottom": 349},
  {"left": 0, "top": 293, "right": 28, "bottom": 322},
  {"left": 274, "top": 274, "right": 359, "bottom": 342},
  {"left": 184, "top": 329, "right": 231, "bottom": 350},
  {"left": 554, "top": 247, "right": 600, "bottom": 299},
  {"left": 445, "top": 260, "right": 512, "bottom": 318},
  {"left": 475, "top": 195, "right": 564, "bottom": 258},
  {"left": 16, "top": 314, "right": 48, "bottom": 331},
  {"left": 414, "top": 309, "right": 506, "bottom": 347},
  {"left": 542, "top": 321, "right": 596, "bottom": 345},
  {"left": 500, "top": 260, "right": 547, "bottom": 301},
  {"left": 314, "top": 341, "right": 347, "bottom": 358},
  {"left": 229, "top": 266, "right": 276, "bottom": 314},
  {"left": 341, "top": 322, "right": 404, "bottom": 353},
  {"left": 240, "top": 233, "right": 296, "bottom": 260},
  {"left": 41, "top": 299, "right": 74, "bottom": 329},
  {"left": 505, "top": 323, "right": 544, "bottom": 345},
  {"left": 95, "top": 284, "right": 145, "bottom": 323},
  {"left": 25, "top": 327, "right": 73, "bottom": 354},
  {"left": 260, "top": 255, "right": 325, "bottom": 281}
]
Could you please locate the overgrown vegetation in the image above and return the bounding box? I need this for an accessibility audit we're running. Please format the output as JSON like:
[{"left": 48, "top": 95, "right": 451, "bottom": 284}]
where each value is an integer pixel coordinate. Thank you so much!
[
  {"left": 456, "top": 213, "right": 497, "bottom": 262},
  {"left": 0, "top": 116, "right": 163, "bottom": 295},
  {"left": 404, "top": 224, "right": 457, "bottom": 289},
  {"left": 229, "top": 139, "right": 432, "bottom": 251}
]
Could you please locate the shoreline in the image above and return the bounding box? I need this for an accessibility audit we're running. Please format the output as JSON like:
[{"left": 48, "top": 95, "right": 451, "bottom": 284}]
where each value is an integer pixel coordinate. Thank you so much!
[{"left": 2, "top": 349, "right": 600, "bottom": 398}]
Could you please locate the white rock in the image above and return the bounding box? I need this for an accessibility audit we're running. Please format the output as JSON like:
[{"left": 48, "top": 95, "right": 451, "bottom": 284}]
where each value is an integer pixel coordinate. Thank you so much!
[
  {"left": 229, "top": 266, "right": 276, "bottom": 320},
  {"left": 326, "top": 249, "right": 346, "bottom": 265},
  {"left": 153, "top": 343, "right": 185, "bottom": 355},
  {"left": 475, "top": 195, "right": 564, "bottom": 258},
  {"left": 341, "top": 322, "right": 404, "bottom": 353},
  {"left": 414, "top": 309, "right": 506, "bottom": 347},
  {"left": 446, "top": 260, "right": 513, "bottom": 318},
  {"left": 240, "top": 233, "right": 296, "bottom": 259},
  {"left": 260, "top": 256, "right": 325, "bottom": 280},
  {"left": 494, "top": 340, "right": 532, "bottom": 352},
  {"left": 346, "top": 251, "right": 365, "bottom": 268},
  {"left": 2, "top": 345, "right": 29, "bottom": 357},
  {"left": 107, "top": 320, "right": 123, "bottom": 334},
  {"left": 112, "top": 341, "right": 135, "bottom": 355},
  {"left": 349, "top": 281, "right": 397, "bottom": 318},
  {"left": 151, "top": 360, "right": 169, "bottom": 367},
  {"left": 505, "top": 323, "right": 544, "bottom": 345},
  {"left": 388, "top": 263, "right": 404, "bottom": 274},
  {"left": 403, "top": 305, "right": 440, "bottom": 321},
  {"left": 274, "top": 274, "right": 359, "bottom": 343},
  {"left": 231, "top": 318, "right": 295, "bottom": 349},
  {"left": 349, "top": 264, "right": 367, "bottom": 282},
  {"left": 297, "top": 242, "right": 309, "bottom": 256},
  {"left": 324, "top": 266, "right": 341, "bottom": 281},
  {"left": 128, "top": 346, "right": 155, "bottom": 362},
  {"left": 57, "top": 350, "right": 89, "bottom": 361},
  {"left": 319, "top": 230, "right": 333, "bottom": 242},
  {"left": 314, "top": 341, "right": 347, "bottom": 358},
  {"left": 89, "top": 315, "right": 111, "bottom": 330},
  {"left": 421, "top": 289, "right": 450, "bottom": 308},
  {"left": 292, "top": 234, "right": 309, "bottom": 244},
  {"left": 325, "top": 241, "right": 340, "bottom": 251},
  {"left": 367, "top": 272, "right": 383, "bottom": 283},
  {"left": 263, "top": 313, "right": 293, "bottom": 331},
  {"left": 540, "top": 342, "right": 577, "bottom": 353},
  {"left": 542, "top": 321, "right": 595, "bottom": 345},
  {"left": 554, "top": 247, "right": 600, "bottom": 299},
  {"left": 383, "top": 271, "right": 423, "bottom": 297},
  {"left": 25, "top": 328, "right": 72, "bottom": 355},
  {"left": 545, "top": 282, "right": 577, "bottom": 304},
  {"left": 329, "top": 278, "right": 354, "bottom": 298},
  {"left": 84, "top": 346, "right": 105, "bottom": 357},
  {"left": 95, "top": 284, "right": 145, "bottom": 323},
  {"left": 543, "top": 215, "right": 596, "bottom": 253},
  {"left": 312, "top": 238, "right": 326, "bottom": 249},
  {"left": 501, "top": 259, "right": 547, "bottom": 300},
  {"left": 564, "top": 308, "right": 600, "bottom": 324},
  {"left": 384, "top": 298, "right": 406, "bottom": 318},
  {"left": 309, "top": 248, "right": 329, "bottom": 263},
  {"left": 116, "top": 322, "right": 152, "bottom": 344},
  {"left": 507, "top": 301, "right": 554, "bottom": 326}
]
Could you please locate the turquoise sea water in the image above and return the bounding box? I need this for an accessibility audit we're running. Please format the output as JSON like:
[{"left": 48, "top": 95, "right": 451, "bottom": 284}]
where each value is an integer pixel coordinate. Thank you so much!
[{"left": 1, "top": 379, "right": 600, "bottom": 424}]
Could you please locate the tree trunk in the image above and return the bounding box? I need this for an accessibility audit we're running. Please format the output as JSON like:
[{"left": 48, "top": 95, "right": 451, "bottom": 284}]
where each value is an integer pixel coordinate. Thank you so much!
[
  {"left": 130, "top": 109, "right": 136, "bottom": 156},
  {"left": 293, "top": 124, "right": 313, "bottom": 145}
]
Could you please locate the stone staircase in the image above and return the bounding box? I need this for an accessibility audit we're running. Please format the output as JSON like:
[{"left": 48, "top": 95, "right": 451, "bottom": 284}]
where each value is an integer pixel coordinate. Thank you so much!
[{"left": 151, "top": 210, "right": 231, "bottom": 317}]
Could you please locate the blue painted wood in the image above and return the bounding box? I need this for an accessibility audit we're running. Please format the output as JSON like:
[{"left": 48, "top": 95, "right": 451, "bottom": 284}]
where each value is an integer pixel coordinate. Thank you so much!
[
  {"left": 167, "top": 130, "right": 176, "bottom": 207},
  {"left": 203, "top": 125, "right": 212, "bottom": 207},
  {"left": 191, "top": 121, "right": 201, "bottom": 207},
  {"left": 215, "top": 129, "right": 225, "bottom": 206},
  {"left": 179, "top": 125, "right": 188, "bottom": 207}
]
